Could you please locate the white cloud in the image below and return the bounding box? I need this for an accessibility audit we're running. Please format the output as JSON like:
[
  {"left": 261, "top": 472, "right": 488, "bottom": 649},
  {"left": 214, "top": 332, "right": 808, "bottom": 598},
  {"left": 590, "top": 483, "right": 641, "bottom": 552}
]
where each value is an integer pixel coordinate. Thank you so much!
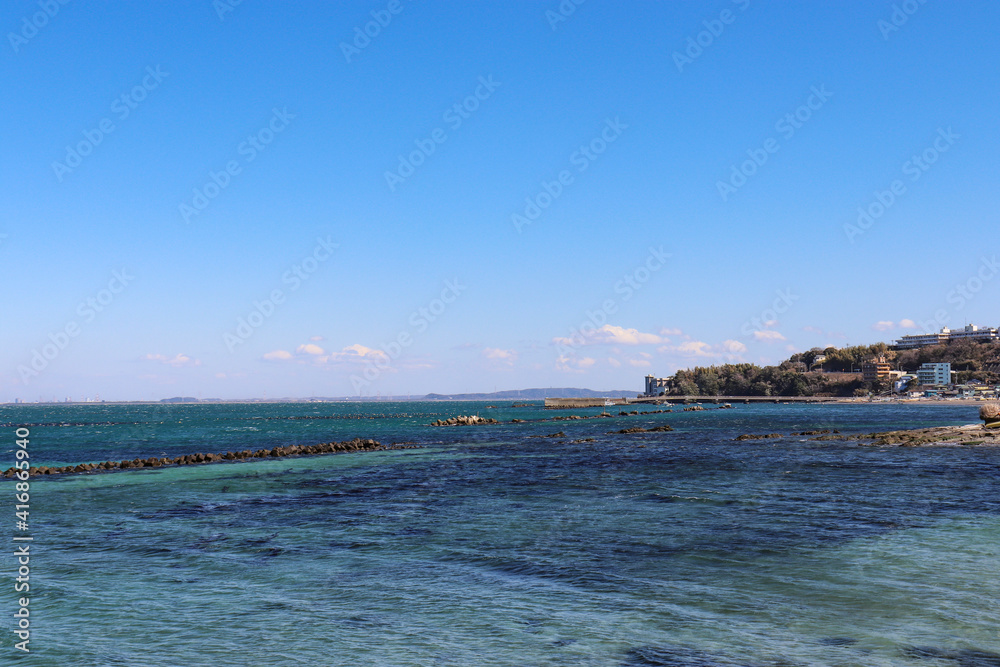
[
  {"left": 872, "top": 320, "right": 917, "bottom": 332},
  {"left": 628, "top": 359, "right": 651, "bottom": 367},
  {"left": 656, "top": 338, "right": 747, "bottom": 360},
  {"left": 483, "top": 347, "right": 516, "bottom": 360},
  {"left": 483, "top": 347, "right": 517, "bottom": 367},
  {"left": 675, "top": 341, "right": 715, "bottom": 357},
  {"left": 296, "top": 343, "right": 325, "bottom": 356},
  {"left": 144, "top": 353, "right": 201, "bottom": 368},
  {"left": 263, "top": 350, "right": 293, "bottom": 361},
  {"left": 608, "top": 357, "right": 621, "bottom": 368},
  {"left": 309, "top": 335, "right": 324, "bottom": 341},
  {"left": 328, "top": 344, "right": 390, "bottom": 364},
  {"left": 753, "top": 330, "right": 786, "bottom": 342},
  {"left": 556, "top": 356, "right": 596, "bottom": 372},
  {"left": 721, "top": 339, "right": 748, "bottom": 355},
  {"left": 554, "top": 324, "right": 663, "bottom": 347}
]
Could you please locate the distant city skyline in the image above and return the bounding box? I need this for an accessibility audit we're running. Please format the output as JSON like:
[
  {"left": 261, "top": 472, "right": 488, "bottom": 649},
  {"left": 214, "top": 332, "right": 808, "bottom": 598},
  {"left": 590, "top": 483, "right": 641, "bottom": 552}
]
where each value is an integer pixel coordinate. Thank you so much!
[{"left": 4, "top": 1, "right": 999, "bottom": 401}]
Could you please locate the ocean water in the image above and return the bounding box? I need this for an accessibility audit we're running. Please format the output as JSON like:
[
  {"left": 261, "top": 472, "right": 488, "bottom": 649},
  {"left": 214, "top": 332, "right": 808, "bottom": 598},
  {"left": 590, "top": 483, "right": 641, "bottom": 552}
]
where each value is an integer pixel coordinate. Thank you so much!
[{"left": 2, "top": 401, "right": 999, "bottom": 666}]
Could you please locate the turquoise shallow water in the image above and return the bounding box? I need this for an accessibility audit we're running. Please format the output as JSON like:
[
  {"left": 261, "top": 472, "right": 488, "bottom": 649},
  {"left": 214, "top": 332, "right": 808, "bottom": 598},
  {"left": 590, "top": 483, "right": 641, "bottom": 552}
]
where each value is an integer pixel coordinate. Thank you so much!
[{"left": 2, "top": 402, "right": 999, "bottom": 665}]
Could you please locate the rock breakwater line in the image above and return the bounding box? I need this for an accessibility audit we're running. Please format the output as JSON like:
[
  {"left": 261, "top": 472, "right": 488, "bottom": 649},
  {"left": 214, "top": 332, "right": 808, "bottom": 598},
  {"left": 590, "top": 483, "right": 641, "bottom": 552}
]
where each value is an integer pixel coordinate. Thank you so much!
[{"left": 2, "top": 438, "right": 420, "bottom": 478}]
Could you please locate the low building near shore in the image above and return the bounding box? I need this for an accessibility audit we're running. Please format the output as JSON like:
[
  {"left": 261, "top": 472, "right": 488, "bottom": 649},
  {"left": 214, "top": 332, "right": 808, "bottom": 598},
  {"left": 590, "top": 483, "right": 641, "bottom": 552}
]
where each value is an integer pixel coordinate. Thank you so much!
[
  {"left": 643, "top": 374, "right": 674, "bottom": 397},
  {"left": 862, "top": 357, "right": 892, "bottom": 382},
  {"left": 916, "top": 362, "right": 953, "bottom": 387}
]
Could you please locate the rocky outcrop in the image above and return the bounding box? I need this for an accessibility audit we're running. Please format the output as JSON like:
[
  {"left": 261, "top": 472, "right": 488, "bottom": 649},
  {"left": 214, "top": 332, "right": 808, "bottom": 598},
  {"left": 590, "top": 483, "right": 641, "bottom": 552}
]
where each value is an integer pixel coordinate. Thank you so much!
[
  {"left": 430, "top": 415, "right": 499, "bottom": 426},
  {"left": 610, "top": 425, "right": 674, "bottom": 434},
  {"left": 734, "top": 433, "right": 783, "bottom": 441},
  {"left": 0, "top": 438, "right": 416, "bottom": 478},
  {"left": 980, "top": 403, "right": 1000, "bottom": 427},
  {"left": 861, "top": 424, "right": 1000, "bottom": 447}
]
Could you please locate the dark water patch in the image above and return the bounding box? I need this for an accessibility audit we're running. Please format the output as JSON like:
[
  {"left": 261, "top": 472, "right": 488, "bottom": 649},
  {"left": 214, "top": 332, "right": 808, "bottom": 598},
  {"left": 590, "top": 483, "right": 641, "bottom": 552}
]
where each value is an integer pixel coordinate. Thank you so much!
[
  {"left": 622, "top": 645, "right": 756, "bottom": 666},
  {"left": 137, "top": 502, "right": 241, "bottom": 520},
  {"left": 903, "top": 646, "right": 1000, "bottom": 666},
  {"left": 191, "top": 533, "right": 230, "bottom": 550},
  {"left": 643, "top": 493, "right": 739, "bottom": 506},
  {"left": 518, "top": 617, "right": 547, "bottom": 634},
  {"left": 328, "top": 540, "right": 381, "bottom": 551},
  {"left": 818, "top": 637, "right": 857, "bottom": 646},
  {"left": 440, "top": 550, "right": 624, "bottom": 591},
  {"left": 258, "top": 600, "right": 295, "bottom": 612},
  {"left": 257, "top": 547, "right": 283, "bottom": 559},
  {"left": 338, "top": 614, "right": 392, "bottom": 629}
]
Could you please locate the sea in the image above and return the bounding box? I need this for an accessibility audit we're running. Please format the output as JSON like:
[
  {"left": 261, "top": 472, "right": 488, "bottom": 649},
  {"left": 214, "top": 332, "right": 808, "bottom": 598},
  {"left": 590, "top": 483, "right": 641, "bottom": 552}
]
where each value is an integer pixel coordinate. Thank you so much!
[{"left": 1, "top": 401, "right": 998, "bottom": 666}]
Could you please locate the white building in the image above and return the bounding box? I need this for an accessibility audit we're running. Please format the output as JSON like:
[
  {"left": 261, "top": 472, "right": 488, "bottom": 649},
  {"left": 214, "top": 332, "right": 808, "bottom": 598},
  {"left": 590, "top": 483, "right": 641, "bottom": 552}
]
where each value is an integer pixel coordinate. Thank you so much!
[
  {"left": 916, "top": 362, "right": 952, "bottom": 386},
  {"left": 895, "top": 324, "right": 999, "bottom": 349},
  {"left": 948, "top": 324, "right": 999, "bottom": 343},
  {"left": 644, "top": 375, "right": 673, "bottom": 397}
]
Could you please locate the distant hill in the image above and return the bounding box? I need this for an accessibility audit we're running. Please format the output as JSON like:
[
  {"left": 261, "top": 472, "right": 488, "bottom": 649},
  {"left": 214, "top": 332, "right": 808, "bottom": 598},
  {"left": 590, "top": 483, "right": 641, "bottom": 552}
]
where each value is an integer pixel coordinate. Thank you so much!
[
  {"left": 151, "top": 389, "right": 638, "bottom": 403},
  {"left": 420, "top": 388, "right": 635, "bottom": 401}
]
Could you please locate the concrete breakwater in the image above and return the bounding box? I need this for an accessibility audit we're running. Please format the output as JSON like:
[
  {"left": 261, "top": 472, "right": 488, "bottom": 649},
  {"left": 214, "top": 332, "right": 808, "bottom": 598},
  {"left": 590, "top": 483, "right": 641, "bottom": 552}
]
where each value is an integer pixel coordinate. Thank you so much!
[{"left": 2, "top": 438, "right": 421, "bottom": 478}]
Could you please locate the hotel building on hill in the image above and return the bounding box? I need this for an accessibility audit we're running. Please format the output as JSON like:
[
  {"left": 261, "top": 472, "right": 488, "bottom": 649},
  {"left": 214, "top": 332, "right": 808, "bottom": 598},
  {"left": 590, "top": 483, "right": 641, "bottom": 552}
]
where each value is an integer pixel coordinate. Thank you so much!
[{"left": 894, "top": 324, "right": 999, "bottom": 350}]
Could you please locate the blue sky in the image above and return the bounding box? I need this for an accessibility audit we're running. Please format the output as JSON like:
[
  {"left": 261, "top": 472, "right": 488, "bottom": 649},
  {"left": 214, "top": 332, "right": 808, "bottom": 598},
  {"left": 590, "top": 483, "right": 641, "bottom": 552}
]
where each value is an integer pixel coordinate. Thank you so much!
[{"left": 3, "top": 0, "right": 999, "bottom": 401}]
